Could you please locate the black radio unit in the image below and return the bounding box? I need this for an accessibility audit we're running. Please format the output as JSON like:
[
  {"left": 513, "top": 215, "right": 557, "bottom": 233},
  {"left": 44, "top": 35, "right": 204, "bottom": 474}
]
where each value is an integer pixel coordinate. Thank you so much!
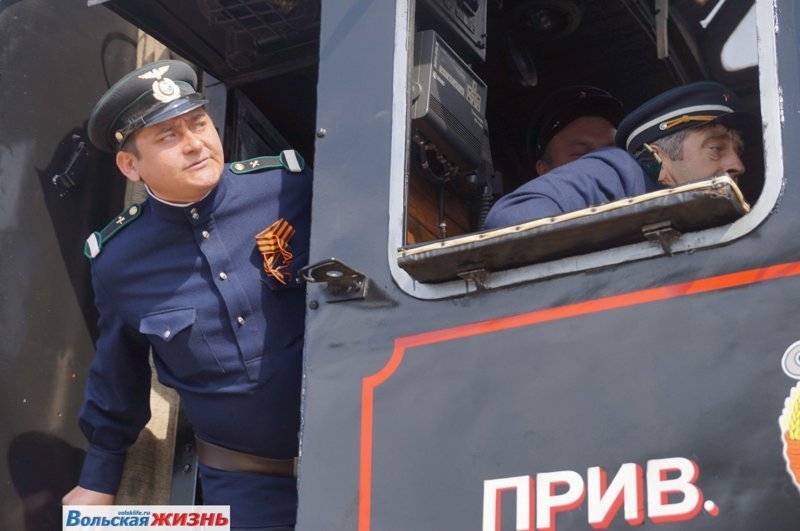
[{"left": 410, "top": 30, "right": 488, "bottom": 178}]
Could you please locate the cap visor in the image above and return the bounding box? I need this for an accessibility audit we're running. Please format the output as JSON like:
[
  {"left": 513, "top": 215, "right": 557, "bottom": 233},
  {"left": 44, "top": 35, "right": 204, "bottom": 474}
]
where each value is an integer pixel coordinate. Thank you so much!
[{"left": 143, "top": 93, "right": 209, "bottom": 129}]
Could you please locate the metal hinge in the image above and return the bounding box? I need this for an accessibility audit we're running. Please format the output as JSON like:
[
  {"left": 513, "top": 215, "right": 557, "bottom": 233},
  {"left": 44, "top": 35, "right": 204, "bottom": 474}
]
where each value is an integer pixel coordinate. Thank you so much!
[
  {"left": 643, "top": 221, "right": 682, "bottom": 255},
  {"left": 299, "top": 258, "right": 369, "bottom": 302},
  {"left": 457, "top": 266, "right": 490, "bottom": 290}
]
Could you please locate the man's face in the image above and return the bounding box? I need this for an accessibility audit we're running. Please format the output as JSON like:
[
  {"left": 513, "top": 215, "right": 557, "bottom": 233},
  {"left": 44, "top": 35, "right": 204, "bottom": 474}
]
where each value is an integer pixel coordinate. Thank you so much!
[
  {"left": 537, "top": 115, "right": 616, "bottom": 175},
  {"left": 659, "top": 124, "right": 745, "bottom": 187},
  {"left": 116, "top": 108, "right": 224, "bottom": 203}
]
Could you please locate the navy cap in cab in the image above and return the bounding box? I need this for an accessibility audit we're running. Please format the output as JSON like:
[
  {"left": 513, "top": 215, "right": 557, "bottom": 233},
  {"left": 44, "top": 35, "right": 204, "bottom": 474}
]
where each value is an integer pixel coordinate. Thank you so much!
[
  {"left": 616, "top": 81, "right": 752, "bottom": 155},
  {"left": 88, "top": 60, "right": 208, "bottom": 152},
  {"left": 528, "top": 85, "right": 623, "bottom": 164}
]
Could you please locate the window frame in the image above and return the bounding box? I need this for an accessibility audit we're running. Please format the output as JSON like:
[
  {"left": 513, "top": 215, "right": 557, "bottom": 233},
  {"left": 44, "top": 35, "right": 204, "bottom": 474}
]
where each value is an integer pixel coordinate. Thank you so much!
[{"left": 387, "top": 0, "right": 783, "bottom": 300}]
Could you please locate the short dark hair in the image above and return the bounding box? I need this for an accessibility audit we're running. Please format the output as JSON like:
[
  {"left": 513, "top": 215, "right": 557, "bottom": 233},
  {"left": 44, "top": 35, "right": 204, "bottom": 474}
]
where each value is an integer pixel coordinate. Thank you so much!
[
  {"left": 119, "top": 130, "right": 141, "bottom": 158},
  {"left": 650, "top": 128, "right": 692, "bottom": 161}
]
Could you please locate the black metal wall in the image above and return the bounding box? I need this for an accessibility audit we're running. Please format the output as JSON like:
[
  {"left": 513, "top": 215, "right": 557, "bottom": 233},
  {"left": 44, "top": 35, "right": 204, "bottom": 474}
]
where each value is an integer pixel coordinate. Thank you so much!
[{"left": 0, "top": 1, "right": 136, "bottom": 528}]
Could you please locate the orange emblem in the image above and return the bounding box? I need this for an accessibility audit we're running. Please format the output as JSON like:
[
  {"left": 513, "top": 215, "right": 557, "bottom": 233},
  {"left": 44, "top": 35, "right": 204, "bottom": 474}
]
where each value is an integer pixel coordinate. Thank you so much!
[
  {"left": 256, "top": 218, "right": 295, "bottom": 285},
  {"left": 780, "top": 341, "right": 800, "bottom": 493}
]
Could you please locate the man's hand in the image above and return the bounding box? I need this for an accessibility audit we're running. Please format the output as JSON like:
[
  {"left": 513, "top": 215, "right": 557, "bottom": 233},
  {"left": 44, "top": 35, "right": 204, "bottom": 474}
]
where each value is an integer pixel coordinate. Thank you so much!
[{"left": 62, "top": 486, "right": 115, "bottom": 505}]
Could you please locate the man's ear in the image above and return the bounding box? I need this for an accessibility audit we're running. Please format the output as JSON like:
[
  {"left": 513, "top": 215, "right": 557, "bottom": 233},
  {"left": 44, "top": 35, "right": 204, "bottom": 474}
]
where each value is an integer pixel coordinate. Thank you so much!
[
  {"left": 648, "top": 144, "right": 677, "bottom": 187},
  {"left": 116, "top": 151, "right": 141, "bottom": 182},
  {"left": 535, "top": 159, "right": 551, "bottom": 176},
  {"left": 643, "top": 143, "right": 663, "bottom": 164}
]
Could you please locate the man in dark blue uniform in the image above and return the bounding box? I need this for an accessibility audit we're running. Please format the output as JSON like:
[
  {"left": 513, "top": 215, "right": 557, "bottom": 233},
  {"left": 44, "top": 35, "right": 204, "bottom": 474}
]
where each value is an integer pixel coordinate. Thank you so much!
[
  {"left": 485, "top": 81, "right": 750, "bottom": 229},
  {"left": 527, "top": 85, "right": 623, "bottom": 176},
  {"left": 618, "top": 81, "right": 748, "bottom": 189},
  {"left": 62, "top": 60, "right": 310, "bottom": 530},
  {"left": 485, "top": 84, "right": 637, "bottom": 228}
]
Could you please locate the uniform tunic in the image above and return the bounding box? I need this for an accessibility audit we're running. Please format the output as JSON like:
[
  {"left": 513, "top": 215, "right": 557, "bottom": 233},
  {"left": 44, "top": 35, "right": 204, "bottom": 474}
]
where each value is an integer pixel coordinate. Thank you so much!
[
  {"left": 485, "top": 147, "right": 659, "bottom": 228},
  {"left": 77, "top": 164, "right": 311, "bottom": 527}
]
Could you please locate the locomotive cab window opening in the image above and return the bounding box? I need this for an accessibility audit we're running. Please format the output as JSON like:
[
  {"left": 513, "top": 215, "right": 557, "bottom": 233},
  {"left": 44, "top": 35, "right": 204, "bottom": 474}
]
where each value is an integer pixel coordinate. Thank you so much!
[{"left": 396, "top": 0, "right": 775, "bottom": 291}]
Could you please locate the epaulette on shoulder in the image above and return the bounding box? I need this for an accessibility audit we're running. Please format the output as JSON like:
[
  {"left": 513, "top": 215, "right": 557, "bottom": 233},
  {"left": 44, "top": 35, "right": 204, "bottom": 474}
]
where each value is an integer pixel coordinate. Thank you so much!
[
  {"left": 84, "top": 203, "right": 142, "bottom": 259},
  {"left": 230, "top": 149, "right": 305, "bottom": 175}
]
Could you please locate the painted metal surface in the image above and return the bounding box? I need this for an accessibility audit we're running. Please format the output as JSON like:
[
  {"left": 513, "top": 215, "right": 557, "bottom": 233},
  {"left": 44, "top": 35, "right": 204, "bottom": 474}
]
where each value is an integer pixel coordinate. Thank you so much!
[
  {"left": 299, "top": 0, "right": 800, "bottom": 529},
  {"left": 0, "top": 1, "right": 135, "bottom": 528}
]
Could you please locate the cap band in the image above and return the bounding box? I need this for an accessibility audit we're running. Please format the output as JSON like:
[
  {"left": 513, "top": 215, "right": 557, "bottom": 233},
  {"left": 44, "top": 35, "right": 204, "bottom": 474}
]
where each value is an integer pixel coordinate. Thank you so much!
[
  {"left": 114, "top": 92, "right": 208, "bottom": 150},
  {"left": 660, "top": 114, "right": 720, "bottom": 130},
  {"left": 625, "top": 104, "right": 734, "bottom": 150}
]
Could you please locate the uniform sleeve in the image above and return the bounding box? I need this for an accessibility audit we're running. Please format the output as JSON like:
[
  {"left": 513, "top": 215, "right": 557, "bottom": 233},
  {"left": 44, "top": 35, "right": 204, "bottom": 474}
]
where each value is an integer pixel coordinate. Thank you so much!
[
  {"left": 485, "top": 147, "right": 650, "bottom": 229},
  {"left": 77, "top": 266, "right": 152, "bottom": 494},
  {"left": 483, "top": 183, "right": 564, "bottom": 228}
]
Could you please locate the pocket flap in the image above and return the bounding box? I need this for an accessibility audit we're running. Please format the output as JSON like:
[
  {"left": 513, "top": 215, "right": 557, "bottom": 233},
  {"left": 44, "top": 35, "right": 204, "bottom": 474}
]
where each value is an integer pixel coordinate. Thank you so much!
[{"left": 139, "top": 307, "right": 196, "bottom": 342}]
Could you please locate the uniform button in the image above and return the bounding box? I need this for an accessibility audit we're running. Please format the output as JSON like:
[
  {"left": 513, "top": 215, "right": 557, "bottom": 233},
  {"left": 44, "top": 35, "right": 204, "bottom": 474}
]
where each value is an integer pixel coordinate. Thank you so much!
[
  {"left": 201, "top": 230, "right": 210, "bottom": 239},
  {"left": 237, "top": 316, "right": 245, "bottom": 326},
  {"left": 190, "top": 208, "right": 199, "bottom": 220},
  {"left": 219, "top": 272, "right": 228, "bottom": 280},
  {"left": 163, "top": 330, "right": 171, "bottom": 339}
]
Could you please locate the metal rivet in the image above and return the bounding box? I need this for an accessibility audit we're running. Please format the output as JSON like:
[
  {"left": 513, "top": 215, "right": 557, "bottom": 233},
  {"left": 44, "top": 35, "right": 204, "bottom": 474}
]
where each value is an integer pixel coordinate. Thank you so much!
[
  {"left": 183, "top": 464, "right": 192, "bottom": 473},
  {"left": 163, "top": 330, "right": 171, "bottom": 338},
  {"left": 237, "top": 316, "right": 245, "bottom": 326},
  {"left": 316, "top": 128, "right": 327, "bottom": 138},
  {"left": 219, "top": 272, "right": 228, "bottom": 280},
  {"left": 202, "top": 230, "right": 210, "bottom": 239},
  {"left": 309, "top": 300, "right": 319, "bottom": 310}
]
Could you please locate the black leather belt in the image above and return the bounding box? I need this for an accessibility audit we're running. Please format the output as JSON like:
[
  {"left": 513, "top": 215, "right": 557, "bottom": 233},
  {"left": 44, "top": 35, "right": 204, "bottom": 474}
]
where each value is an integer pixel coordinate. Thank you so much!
[{"left": 194, "top": 437, "right": 297, "bottom": 478}]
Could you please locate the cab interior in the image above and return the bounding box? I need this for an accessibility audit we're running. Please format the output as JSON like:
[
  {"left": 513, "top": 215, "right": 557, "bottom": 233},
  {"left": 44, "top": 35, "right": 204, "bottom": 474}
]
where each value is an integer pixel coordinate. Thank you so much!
[{"left": 406, "top": 0, "right": 762, "bottom": 244}]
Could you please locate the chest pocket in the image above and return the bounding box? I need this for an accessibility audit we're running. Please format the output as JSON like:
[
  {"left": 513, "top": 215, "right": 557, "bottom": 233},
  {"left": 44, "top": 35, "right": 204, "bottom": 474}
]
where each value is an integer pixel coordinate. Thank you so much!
[{"left": 139, "top": 307, "right": 225, "bottom": 382}]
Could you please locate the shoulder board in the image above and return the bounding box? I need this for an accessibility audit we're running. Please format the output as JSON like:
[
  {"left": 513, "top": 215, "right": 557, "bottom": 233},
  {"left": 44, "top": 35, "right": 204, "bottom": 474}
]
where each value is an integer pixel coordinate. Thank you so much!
[
  {"left": 230, "top": 149, "right": 305, "bottom": 175},
  {"left": 84, "top": 203, "right": 142, "bottom": 260}
]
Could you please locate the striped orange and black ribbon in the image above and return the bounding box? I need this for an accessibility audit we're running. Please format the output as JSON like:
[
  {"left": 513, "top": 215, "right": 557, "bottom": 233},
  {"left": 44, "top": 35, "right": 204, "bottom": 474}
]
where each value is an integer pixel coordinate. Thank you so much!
[{"left": 256, "top": 218, "right": 295, "bottom": 284}]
